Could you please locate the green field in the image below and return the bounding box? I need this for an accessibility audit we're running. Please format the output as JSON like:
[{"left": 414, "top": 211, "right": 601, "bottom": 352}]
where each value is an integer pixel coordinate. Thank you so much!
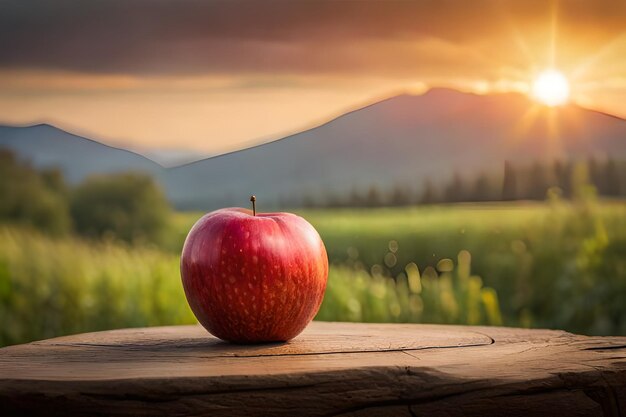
[
  {"left": 304, "top": 202, "right": 626, "bottom": 334},
  {"left": 172, "top": 201, "right": 626, "bottom": 332},
  {"left": 1, "top": 200, "right": 625, "bottom": 346}
]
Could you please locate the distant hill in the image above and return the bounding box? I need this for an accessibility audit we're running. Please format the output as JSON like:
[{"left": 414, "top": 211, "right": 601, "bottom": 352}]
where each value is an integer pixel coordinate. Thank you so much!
[
  {"left": 166, "top": 88, "right": 626, "bottom": 209},
  {"left": 0, "top": 124, "right": 163, "bottom": 183},
  {"left": 139, "top": 148, "right": 210, "bottom": 168},
  {"left": 2, "top": 89, "right": 625, "bottom": 209}
]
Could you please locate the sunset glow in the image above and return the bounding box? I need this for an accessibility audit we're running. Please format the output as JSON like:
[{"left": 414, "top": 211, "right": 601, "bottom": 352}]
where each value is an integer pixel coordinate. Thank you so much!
[{"left": 0, "top": 1, "right": 625, "bottom": 155}]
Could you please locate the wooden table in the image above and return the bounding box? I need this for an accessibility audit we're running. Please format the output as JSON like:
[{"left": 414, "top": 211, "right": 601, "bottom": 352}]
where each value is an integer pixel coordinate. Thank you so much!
[{"left": 0, "top": 322, "right": 625, "bottom": 416}]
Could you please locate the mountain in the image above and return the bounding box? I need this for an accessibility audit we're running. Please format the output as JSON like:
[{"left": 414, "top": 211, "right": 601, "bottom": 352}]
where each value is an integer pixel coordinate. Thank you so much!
[
  {"left": 134, "top": 148, "right": 210, "bottom": 168},
  {"left": 166, "top": 88, "right": 626, "bottom": 209},
  {"left": 0, "top": 124, "right": 163, "bottom": 183},
  {"left": 2, "top": 89, "right": 625, "bottom": 209}
]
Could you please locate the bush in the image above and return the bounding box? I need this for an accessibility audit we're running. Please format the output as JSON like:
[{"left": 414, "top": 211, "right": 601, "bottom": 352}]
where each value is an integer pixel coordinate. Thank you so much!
[
  {"left": 71, "top": 173, "right": 171, "bottom": 244},
  {"left": 0, "top": 151, "right": 71, "bottom": 235}
]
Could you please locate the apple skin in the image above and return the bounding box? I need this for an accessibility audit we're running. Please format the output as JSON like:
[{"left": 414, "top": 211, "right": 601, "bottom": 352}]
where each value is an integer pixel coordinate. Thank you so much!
[{"left": 180, "top": 208, "right": 328, "bottom": 343}]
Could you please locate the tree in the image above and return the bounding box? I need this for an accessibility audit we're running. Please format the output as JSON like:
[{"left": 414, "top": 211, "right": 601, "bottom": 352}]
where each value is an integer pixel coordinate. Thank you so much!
[
  {"left": 571, "top": 161, "right": 595, "bottom": 202},
  {"left": 444, "top": 172, "right": 465, "bottom": 203},
  {"left": 389, "top": 183, "right": 412, "bottom": 206},
  {"left": 0, "top": 150, "right": 71, "bottom": 235},
  {"left": 365, "top": 185, "right": 383, "bottom": 207},
  {"left": 604, "top": 158, "right": 621, "bottom": 197},
  {"left": 528, "top": 161, "right": 548, "bottom": 200},
  {"left": 587, "top": 157, "right": 604, "bottom": 194},
  {"left": 501, "top": 160, "right": 518, "bottom": 201},
  {"left": 420, "top": 178, "right": 438, "bottom": 205},
  {"left": 348, "top": 186, "right": 364, "bottom": 207},
  {"left": 553, "top": 160, "right": 572, "bottom": 198},
  {"left": 471, "top": 173, "right": 492, "bottom": 202},
  {"left": 71, "top": 172, "right": 171, "bottom": 243}
]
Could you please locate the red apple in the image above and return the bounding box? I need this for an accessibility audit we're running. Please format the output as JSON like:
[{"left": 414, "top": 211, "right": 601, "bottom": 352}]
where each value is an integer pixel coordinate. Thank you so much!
[{"left": 180, "top": 198, "right": 328, "bottom": 343}]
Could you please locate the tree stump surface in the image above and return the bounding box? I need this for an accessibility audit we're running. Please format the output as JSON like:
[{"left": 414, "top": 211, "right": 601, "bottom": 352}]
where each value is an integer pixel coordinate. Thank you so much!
[{"left": 0, "top": 321, "right": 625, "bottom": 416}]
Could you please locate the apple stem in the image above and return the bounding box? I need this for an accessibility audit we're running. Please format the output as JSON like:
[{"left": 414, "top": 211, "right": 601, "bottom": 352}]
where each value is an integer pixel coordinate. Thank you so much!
[{"left": 250, "top": 195, "right": 256, "bottom": 216}]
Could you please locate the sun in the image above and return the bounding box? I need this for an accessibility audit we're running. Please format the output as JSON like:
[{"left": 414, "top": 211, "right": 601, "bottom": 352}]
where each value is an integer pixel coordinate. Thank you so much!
[{"left": 531, "top": 69, "right": 570, "bottom": 106}]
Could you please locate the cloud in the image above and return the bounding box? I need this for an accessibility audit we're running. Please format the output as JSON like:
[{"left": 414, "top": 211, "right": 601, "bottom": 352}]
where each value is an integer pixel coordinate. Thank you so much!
[{"left": 0, "top": 0, "right": 624, "bottom": 76}]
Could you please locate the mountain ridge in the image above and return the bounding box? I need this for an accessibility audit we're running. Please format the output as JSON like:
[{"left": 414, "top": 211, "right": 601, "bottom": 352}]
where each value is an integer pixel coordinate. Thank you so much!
[
  {"left": 1, "top": 88, "right": 625, "bottom": 209},
  {"left": 1, "top": 87, "right": 624, "bottom": 169},
  {"left": 164, "top": 88, "right": 626, "bottom": 209},
  {"left": 0, "top": 123, "right": 164, "bottom": 183},
  {"left": 171, "top": 88, "right": 626, "bottom": 169},
  {"left": 0, "top": 122, "right": 168, "bottom": 168}
]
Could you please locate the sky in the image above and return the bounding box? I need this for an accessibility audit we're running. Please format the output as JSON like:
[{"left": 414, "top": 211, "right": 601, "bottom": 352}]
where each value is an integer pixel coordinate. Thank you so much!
[{"left": 0, "top": 0, "right": 625, "bottom": 158}]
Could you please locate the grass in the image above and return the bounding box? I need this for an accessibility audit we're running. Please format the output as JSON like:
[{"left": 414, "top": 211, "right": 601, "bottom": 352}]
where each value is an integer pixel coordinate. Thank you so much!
[
  {"left": 305, "top": 201, "right": 626, "bottom": 334},
  {"left": 317, "top": 252, "right": 502, "bottom": 326},
  {"left": 0, "top": 225, "right": 503, "bottom": 347},
  {"left": 172, "top": 200, "right": 626, "bottom": 334},
  {"left": 1, "top": 199, "right": 625, "bottom": 346},
  {"left": 0, "top": 228, "right": 195, "bottom": 346}
]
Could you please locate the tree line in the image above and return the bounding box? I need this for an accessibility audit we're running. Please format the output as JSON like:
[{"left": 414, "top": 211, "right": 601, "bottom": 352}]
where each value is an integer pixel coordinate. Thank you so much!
[
  {"left": 0, "top": 150, "right": 171, "bottom": 243},
  {"left": 303, "top": 158, "right": 625, "bottom": 208},
  {"left": 2, "top": 149, "right": 623, "bottom": 224}
]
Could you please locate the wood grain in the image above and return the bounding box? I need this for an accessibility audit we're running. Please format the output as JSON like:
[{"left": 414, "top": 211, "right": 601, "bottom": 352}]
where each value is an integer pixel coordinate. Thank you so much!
[{"left": 0, "top": 321, "right": 624, "bottom": 416}]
